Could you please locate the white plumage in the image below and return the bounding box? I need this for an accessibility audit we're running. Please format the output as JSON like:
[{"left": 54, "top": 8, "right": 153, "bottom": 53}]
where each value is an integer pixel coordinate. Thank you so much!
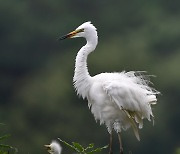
[
  {"left": 44, "top": 141, "right": 62, "bottom": 154},
  {"left": 60, "top": 21, "right": 159, "bottom": 154}
]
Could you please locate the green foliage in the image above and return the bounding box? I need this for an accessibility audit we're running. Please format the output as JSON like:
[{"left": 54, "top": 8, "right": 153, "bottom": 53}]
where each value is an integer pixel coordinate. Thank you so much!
[
  {"left": 0, "top": 134, "right": 11, "bottom": 152},
  {"left": 0, "top": 134, "right": 17, "bottom": 154},
  {"left": 58, "top": 138, "right": 108, "bottom": 154},
  {"left": 0, "top": 124, "right": 17, "bottom": 154}
]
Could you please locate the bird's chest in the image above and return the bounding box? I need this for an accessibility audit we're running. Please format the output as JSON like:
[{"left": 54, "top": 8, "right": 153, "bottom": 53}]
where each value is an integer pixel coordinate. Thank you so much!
[
  {"left": 88, "top": 82, "right": 118, "bottom": 112},
  {"left": 88, "top": 82, "right": 110, "bottom": 106},
  {"left": 88, "top": 82, "right": 121, "bottom": 123}
]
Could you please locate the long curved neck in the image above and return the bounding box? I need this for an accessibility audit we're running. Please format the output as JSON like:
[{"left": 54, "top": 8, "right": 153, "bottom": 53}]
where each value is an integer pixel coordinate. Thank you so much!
[{"left": 73, "top": 38, "right": 98, "bottom": 99}]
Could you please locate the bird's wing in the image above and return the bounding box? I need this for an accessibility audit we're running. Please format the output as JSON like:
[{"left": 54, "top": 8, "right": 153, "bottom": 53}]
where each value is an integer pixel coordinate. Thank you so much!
[
  {"left": 102, "top": 80, "right": 152, "bottom": 140},
  {"left": 102, "top": 80, "right": 145, "bottom": 112}
]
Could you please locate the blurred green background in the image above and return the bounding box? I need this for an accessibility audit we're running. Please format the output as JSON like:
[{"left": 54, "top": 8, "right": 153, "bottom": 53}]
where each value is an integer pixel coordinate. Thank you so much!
[{"left": 0, "top": 0, "right": 180, "bottom": 153}]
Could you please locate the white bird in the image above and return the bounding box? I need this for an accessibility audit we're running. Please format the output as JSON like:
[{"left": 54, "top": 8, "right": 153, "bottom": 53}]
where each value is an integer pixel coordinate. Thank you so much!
[
  {"left": 59, "top": 21, "right": 159, "bottom": 154},
  {"left": 44, "top": 141, "right": 62, "bottom": 154}
]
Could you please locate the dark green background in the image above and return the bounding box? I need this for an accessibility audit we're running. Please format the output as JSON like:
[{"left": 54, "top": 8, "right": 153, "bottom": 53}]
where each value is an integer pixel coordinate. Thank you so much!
[{"left": 0, "top": 0, "right": 180, "bottom": 153}]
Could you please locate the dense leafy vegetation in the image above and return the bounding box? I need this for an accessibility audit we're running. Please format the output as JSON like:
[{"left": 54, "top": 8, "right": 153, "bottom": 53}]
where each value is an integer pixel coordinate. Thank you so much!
[{"left": 0, "top": 0, "right": 180, "bottom": 153}]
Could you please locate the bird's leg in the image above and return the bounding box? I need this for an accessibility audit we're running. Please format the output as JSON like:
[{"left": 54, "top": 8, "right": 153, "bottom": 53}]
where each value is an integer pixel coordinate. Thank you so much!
[
  {"left": 109, "top": 133, "right": 113, "bottom": 154},
  {"left": 118, "top": 132, "right": 123, "bottom": 154}
]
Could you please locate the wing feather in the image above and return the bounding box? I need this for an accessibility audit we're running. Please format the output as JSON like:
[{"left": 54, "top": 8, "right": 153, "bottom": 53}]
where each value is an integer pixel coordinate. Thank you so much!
[{"left": 102, "top": 74, "right": 157, "bottom": 139}]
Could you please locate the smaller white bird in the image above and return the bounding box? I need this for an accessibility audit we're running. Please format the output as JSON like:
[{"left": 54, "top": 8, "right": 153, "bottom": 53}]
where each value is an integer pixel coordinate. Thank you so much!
[{"left": 44, "top": 140, "right": 62, "bottom": 154}]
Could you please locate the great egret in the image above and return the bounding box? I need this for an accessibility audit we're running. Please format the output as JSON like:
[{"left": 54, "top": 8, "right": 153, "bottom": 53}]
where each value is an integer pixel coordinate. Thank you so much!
[
  {"left": 44, "top": 141, "right": 62, "bottom": 154},
  {"left": 59, "top": 22, "right": 159, "bottom": 154}
]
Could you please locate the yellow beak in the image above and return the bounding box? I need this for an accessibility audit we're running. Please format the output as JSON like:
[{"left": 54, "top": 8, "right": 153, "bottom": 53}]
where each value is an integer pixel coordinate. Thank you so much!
[
  {"left": 44, "top": 144, "right": 51, "bottom": 150},
  {"left": 58, "top": 28, "right": 84, "bottom": 40},
  {"left": 58, "top": 30, "right": 77, "bottom": 40}
]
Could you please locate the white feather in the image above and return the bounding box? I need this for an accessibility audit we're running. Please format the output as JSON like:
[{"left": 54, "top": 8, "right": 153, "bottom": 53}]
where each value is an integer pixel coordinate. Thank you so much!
[
  {"left": 71, "top": 22, "right": 159, "bottom": 140},
  {"left": 46, "top": 141, "right": 62, "bottom": 154}
]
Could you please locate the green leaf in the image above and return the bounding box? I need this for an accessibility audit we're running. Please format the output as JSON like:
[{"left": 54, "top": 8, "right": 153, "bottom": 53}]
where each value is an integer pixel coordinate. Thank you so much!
[
  {"left": 72, "top": 142, "right": 84, "bottom": 152},
  {"left": 84, "top": 143, "right": 94, "bottom": 151},
  {"left": 87, "top": 145, "right": 108, "bottom": 154},
  {"left": 88, "top": 143, "right": 94, "bottom": 148},
  {"left": 87, "top": 143, "right": 94, "bottom": 149},
  {"left": 58, "top": 138, "right": 77, "bottom": 151}
]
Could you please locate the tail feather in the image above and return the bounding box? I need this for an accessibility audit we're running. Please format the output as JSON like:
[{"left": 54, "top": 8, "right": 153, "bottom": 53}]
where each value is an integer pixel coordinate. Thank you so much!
[{"left": 122, "top": 109, "right": 140, "bottom": 141}]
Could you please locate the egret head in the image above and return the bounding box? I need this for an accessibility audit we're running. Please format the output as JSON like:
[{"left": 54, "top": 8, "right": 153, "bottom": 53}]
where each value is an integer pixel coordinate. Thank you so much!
[
  {"left": 59, "top": 21, "right": 97, "bottom": 41},
  {"left": 44, "top": 141, "right": 62, "bottom": 154}
]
